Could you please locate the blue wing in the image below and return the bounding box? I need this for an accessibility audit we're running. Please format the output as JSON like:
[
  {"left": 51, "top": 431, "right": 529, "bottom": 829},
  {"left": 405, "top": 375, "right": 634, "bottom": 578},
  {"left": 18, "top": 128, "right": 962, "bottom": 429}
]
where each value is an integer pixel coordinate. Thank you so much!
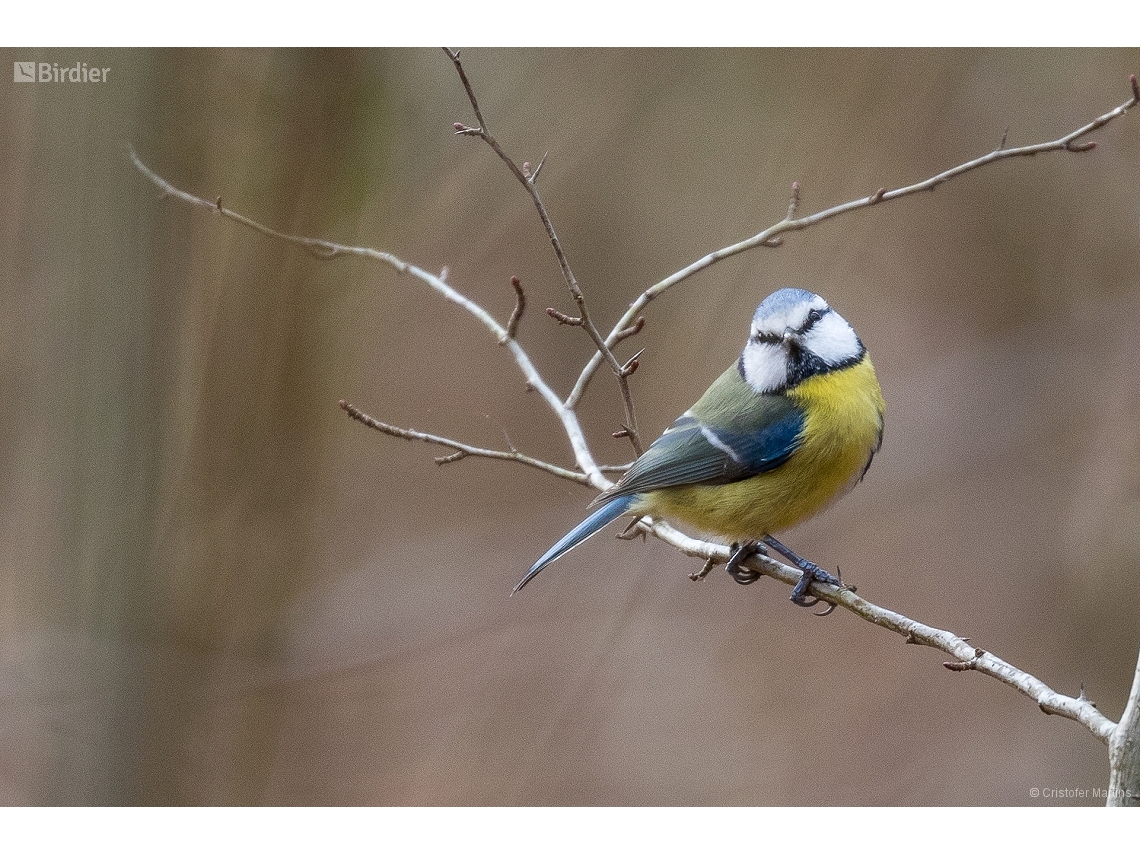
[{"left": 593, "top": 363, "right": 806, "bottom": 505}]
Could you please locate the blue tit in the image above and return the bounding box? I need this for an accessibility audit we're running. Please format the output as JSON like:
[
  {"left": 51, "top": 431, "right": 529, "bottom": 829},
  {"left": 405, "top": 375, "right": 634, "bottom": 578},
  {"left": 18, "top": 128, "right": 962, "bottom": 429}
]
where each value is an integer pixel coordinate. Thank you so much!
[{"left": 514, "top": 287, "right": 885, "bottom": 607}]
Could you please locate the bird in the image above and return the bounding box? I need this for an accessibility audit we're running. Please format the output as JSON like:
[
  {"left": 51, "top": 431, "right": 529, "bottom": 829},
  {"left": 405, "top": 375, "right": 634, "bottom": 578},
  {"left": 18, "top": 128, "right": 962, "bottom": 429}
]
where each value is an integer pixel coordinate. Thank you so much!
[{"left": 513, "top": 287, "right": 885, "bottom": 608}]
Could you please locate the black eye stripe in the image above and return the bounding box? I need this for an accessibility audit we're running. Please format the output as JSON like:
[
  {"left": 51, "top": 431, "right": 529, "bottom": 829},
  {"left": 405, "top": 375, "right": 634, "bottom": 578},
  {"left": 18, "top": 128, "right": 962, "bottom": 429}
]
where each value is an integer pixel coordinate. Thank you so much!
[{"left": 802, "top": 307, "right": 828, "bottom": 331}]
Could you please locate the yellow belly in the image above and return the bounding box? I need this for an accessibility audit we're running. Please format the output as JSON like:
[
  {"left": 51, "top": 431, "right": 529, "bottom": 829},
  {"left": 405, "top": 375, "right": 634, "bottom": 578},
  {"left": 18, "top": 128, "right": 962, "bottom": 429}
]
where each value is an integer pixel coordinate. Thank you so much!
[{"left": 644, "top": 357, "right": 884, "bottom": 539}]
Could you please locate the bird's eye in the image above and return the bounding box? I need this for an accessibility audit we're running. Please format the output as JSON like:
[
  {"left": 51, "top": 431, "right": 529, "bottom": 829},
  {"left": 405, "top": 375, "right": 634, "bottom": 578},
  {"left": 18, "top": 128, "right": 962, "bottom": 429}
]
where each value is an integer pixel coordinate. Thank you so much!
[{"left": 807, "top": 308, "right": 823, "bottom": 325}]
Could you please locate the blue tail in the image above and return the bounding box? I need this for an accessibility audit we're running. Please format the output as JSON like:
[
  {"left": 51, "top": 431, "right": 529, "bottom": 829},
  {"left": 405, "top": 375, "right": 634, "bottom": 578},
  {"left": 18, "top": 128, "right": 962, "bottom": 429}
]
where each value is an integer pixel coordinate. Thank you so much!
[{"left": 513, "top": 494, "right": 637, "bottom": 594}]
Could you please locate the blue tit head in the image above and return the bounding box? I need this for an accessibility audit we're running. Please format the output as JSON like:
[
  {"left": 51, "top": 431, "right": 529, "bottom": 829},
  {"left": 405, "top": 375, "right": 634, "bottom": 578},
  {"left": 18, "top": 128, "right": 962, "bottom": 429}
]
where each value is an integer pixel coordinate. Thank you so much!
[{"left": 739, "top": 288, "right": 866, "bottom": 394}]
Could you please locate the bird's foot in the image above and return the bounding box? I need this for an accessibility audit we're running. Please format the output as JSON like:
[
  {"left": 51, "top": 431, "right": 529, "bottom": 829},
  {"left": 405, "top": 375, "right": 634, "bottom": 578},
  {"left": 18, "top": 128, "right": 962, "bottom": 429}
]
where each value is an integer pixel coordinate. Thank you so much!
[
  {"left": 761, "top": 535, "right": 853, "bottom": 616},
  {"left": 724, "top": 540, "right": 764, "bottom": 585}
]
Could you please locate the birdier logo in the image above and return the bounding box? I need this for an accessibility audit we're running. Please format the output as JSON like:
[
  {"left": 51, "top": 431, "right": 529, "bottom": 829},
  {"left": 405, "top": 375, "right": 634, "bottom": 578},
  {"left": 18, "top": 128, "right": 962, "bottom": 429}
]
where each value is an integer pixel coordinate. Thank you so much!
[{"left": 13, "top": 61, "right": 110, "bottom": 83}]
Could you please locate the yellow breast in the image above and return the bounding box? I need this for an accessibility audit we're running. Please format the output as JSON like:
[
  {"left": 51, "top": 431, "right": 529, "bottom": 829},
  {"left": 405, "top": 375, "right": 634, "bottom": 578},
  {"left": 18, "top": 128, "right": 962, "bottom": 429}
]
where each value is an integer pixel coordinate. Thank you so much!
[{"left": 645, "top": 356, "right": 885, "bottom": 539}]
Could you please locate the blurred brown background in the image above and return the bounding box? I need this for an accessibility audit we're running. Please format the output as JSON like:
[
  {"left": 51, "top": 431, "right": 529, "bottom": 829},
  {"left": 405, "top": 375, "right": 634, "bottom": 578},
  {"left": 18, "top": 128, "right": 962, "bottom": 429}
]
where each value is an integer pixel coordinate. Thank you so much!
[{"left": 1, "top": 47, "right": 1138, "bottom": 805}]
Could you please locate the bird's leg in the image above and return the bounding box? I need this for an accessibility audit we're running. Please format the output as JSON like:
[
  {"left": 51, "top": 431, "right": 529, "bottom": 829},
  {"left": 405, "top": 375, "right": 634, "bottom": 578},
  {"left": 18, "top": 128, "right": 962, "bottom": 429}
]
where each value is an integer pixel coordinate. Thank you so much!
[
  {"left": 724, "top": 540, "right": 764, "bottom": 585},
  {"left": 761, "top": 535, "right": 850, "bottom": 610}
]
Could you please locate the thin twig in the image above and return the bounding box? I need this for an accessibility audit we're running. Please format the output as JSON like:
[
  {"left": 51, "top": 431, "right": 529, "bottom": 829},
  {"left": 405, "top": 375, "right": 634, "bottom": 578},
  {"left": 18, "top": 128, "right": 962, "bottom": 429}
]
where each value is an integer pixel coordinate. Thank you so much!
[
  {"left": 131, "top": 148, "right": 606, "bottom": 488},
  {"left": 443, "top": 47, "right": 644, "bottom": 456},
  {"left": 567, "top": 76, "right": 1140, "bottom": 407},
  {"left": 611, "top": 316, "right": 645, "bottom": 345},
  {"left": 786, "top": 180, "right": 801, "bottom": 220},
  {"left": 546, "top": 307, "right": 583, "bottom": 326},
  {"left": 132, "top": 154, "right": 344, "bottom": 260},
  {"left": 527, "top": 152, "right": 548, "bottom": 183},
  {"left": 339, "top": 400, "right": 589, "bottom": 482},
  {"left": 505, "top": 276, "right": 526, "bottom": 341}
]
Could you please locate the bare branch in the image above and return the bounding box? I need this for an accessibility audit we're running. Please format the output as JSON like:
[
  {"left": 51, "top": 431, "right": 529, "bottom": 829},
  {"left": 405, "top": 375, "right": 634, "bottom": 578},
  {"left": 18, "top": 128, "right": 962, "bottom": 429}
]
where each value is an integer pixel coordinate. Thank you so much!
[
  {"left": 131, "top": 148, "right": 606, "bottom": 487},
  {"left": 651, "top": 522, "right": 1117, "bottom": 745},
  {"left": 504, "top": 276, "right": 526, "bottom": 341},
  {"left": 689, "top": 557, "right": 717, "bottom": 582},
  {"left": 1108, "top": 647, "right": 1140, "bottom": 804},
  {"left": 339, "top": 400, "right": 590, "bottom": 483},
  {"left": 785, "top": 180, "right": 801, "bottom": 220},
  {"left": 442, "top": 47, "right": 644, "bottom": 456},
  {"left": 132, "top": 155, "right": 356, "bottom": 262},
  {"left": 546, "top": 307, "right": 584, "bottom": 326},
  {"left": 611, "top": 316, "right": 645, "bottom": 345},
  {"left": 567, "top": 76, "right": 1140, "bottom": 407},
  {"left": 598, "top": 462, "right": 633, "bottom": 474}
]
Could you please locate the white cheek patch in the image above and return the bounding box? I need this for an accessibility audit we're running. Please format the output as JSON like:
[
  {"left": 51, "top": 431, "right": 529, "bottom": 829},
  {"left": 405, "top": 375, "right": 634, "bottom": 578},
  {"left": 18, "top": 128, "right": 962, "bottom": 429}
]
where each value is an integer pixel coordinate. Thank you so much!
[
  {"left": 803, "top": 311, "right": 861, "bottom": 366},
  {"left": 740, "top": 341, "right": 788, "bottom": 394}
]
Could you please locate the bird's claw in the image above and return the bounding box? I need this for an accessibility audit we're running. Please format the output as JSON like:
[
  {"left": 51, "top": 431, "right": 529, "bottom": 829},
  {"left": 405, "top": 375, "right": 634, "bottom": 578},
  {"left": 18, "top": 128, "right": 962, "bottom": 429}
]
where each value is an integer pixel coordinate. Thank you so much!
[
  {"left": 724, "top": 541, "right": 764, "bottom": 585},
  {"left": 790, "top": 564, "right": 850, "bottom": 616},
  {"left": 812, "top": 600, "right": 838, "bottom": 617}
]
